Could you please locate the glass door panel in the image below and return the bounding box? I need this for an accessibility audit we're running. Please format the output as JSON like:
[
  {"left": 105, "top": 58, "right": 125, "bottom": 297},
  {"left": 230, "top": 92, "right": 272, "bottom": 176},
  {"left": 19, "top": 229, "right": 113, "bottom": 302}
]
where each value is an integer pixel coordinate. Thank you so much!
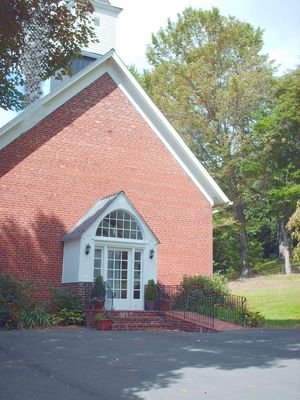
[
  {"left": 133, "top": 251, "right": 142, "bottom": 300},
  {"left": 93, "top": 248, "right": 102, "bottom": 278},
  {"left": 94, "top": 247, "right": 144, "bottom": 310},
  {"left": 107, "top": 249, "right": 128, "bottom": 300}
]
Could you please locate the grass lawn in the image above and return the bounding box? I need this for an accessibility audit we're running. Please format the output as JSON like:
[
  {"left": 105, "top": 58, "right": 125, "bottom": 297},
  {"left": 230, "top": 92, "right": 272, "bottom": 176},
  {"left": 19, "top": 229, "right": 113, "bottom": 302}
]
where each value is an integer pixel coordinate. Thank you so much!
[
  {"left": 253, "top": 259, "right": 300, "bottom": 275},
  {"left": 229, "top": 273, "right": 300, "bottom": 328}
]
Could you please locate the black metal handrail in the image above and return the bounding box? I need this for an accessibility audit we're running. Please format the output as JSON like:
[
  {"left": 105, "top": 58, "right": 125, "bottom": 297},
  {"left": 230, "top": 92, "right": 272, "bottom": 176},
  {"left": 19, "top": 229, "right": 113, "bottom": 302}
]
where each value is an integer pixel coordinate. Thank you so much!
[
  {"left": 212, "top": 293, "right": 247, "bottom": 325},
  {"left": 154, "top": 284, "right": 247, "bottom": 327},
  {"left": 104, "top": 281, "right": 114, "bottom": 313},
  {"left": 157, "top": 284, "right": 215, "bottom": 327}
]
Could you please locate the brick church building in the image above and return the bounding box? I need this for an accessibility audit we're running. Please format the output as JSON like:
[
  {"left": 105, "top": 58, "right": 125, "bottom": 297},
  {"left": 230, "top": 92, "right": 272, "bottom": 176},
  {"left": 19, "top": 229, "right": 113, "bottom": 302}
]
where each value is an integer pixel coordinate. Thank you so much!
[{"left": 0, "top": 1, "right": 229, "bottom": 310}]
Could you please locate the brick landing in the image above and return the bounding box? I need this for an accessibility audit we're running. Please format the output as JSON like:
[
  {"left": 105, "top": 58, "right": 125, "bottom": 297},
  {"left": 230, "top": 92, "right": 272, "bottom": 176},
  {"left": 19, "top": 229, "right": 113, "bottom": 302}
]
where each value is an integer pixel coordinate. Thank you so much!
[
  {"left": 86, "top": 310, "right": 245, "bottom": 333},
  {"left": 164, "top": 311, "right": 245, "bottom": 332}
]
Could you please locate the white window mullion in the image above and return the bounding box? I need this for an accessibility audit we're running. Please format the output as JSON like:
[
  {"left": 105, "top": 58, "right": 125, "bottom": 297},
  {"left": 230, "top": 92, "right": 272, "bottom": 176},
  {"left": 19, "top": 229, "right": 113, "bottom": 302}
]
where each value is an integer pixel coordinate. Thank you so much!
[{"left": 103, "top": 246, "right": 108, "bottom": 283}]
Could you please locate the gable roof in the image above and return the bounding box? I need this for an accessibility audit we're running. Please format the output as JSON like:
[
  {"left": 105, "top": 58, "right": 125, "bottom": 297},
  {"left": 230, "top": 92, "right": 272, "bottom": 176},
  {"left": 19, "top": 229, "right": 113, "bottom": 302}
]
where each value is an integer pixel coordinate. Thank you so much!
[
  {"left": 63, "top": 192, "right": 119, "bottom": 241},
  {"left": 0, "top": 49, "right": 230, "bottom": 207},
  {"left": 63, "top": 191, "right": 160, "bottom": 243}
]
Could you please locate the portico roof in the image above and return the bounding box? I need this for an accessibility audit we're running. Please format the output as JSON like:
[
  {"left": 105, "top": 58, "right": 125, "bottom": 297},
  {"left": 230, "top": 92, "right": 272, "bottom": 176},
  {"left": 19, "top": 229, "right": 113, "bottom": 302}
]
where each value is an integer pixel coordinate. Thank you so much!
[{"left": 63, "top": 191, "right": 160, "bottom": 243}]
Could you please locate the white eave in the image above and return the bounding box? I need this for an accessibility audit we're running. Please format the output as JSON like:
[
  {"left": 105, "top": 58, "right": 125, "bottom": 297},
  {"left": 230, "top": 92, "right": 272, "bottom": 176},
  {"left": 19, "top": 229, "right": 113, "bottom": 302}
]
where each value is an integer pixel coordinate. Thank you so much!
[{"left": 0, "top": 49, "right": 230, "bottom": 207}]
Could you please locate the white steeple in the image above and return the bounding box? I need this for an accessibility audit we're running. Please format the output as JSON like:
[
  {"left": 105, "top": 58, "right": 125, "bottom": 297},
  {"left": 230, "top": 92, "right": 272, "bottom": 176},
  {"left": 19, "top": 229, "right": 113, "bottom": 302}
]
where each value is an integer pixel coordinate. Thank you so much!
[
  {"left": 50, "top": 0, "right": 122, "bottom": 91},
  {"left": 84, "top": 0, "right": 122, "bottom": 56}
]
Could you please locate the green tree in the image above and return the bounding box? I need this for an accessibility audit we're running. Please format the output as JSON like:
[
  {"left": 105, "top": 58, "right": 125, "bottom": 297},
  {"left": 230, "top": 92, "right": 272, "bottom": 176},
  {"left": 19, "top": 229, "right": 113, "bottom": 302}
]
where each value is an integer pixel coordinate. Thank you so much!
[
  {"left": 143, "top": 7, "right": 275, "bottom": 276},
  {"left": 0, "top": 0, "right": 96, "bottom": 110},
  {"left": 287, "top": 200, "right": 300, "bottom": 263},
  {"left": 256, "top": 68, "right": 300, "bottom": 273}
]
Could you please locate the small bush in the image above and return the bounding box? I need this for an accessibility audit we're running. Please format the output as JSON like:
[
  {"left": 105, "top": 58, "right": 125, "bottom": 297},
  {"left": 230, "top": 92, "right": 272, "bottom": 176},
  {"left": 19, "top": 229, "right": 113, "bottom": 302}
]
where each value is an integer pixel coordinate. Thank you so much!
[
  {"left": 182, "top": 273, "right": 230, "bottom": 297},
  {"left": 47, "top": 287, "right": 85, "bottom": 327},
  {"left": 144, "top": 279, "right": 158, "bottom": 300},
  {"left": 0, "top": 274, "right": 31, "bottom": 329},
  {"left": 48, "top": 287, "right": 83, "bottom": 313},
  {"left": 91, "top": 276, "right": 106, "bottom": 301},
  {"left": 21, "top": 305, "right": 52, "bottom": 329},
  {"left": 243, "top": 309, "right": 265, "bottom": 327},
  {"left": 51, "top": 308, "right": 85, "bottom": 326}
]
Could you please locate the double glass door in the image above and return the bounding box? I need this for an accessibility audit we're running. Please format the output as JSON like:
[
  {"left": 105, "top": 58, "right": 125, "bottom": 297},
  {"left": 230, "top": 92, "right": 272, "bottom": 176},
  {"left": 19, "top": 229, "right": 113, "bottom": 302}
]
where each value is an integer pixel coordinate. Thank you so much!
[{"left": 94, "top": 246, "right": 143, "bottom": 310}]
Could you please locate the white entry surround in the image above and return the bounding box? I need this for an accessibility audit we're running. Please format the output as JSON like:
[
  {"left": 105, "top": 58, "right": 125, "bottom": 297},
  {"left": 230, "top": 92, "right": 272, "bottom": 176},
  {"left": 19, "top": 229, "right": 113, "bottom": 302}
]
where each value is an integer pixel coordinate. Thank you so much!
[{"left": 62, "top": 192, "right": 159, "bottom": 310}]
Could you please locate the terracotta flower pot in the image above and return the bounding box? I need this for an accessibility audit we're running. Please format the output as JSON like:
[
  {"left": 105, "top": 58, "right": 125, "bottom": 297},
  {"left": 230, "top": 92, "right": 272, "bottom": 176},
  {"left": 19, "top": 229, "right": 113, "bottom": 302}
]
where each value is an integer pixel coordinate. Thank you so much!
[
  {"left": 95, "top": 319, "right": 112, "bottom": 330},
  {"left": 94, "top": 300, "right": 105, "bottom": 310}
]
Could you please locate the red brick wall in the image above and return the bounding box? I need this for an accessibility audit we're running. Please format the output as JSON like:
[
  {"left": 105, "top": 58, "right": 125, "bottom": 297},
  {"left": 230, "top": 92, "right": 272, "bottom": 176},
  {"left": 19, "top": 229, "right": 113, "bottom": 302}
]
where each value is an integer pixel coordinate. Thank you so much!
[{"left": 0, "top": 73, "right": 212, "bottom": 297}]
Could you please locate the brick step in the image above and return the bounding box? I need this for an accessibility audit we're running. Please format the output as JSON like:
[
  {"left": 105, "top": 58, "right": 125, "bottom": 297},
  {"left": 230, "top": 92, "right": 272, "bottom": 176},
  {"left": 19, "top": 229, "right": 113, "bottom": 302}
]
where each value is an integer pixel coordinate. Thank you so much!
[
  {"left": 112, "top": 322, "right": 204, "bottom": 332},
  {"left": 112, "top": 319, "right": 164, "bottom": 326},
  {"left": 112, "top": 318, "right": 205, "bottom": 331},
  {"left": 111, "top": 311, "right": 159, "bottom": 318},
  {"left": 85, "top": 309, "right": 216, "bottom": 332},
  {"left": 112, "top": 320, "right": 164, "bottom": 324},
  {"left": 112, "top": 324, "right": 165, "bottom": 330},
  {"left": 112, "top": 317, "right": 164, "bottom": 322}
]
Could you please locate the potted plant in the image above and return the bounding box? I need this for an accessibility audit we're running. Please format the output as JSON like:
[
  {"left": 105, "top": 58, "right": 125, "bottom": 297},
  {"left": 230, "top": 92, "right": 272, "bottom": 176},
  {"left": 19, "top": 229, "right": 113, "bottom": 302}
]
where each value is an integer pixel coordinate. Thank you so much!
[
  {"left": 95, "top": 312, "right": 112, "bottom": 330},
  {"left": 160, "top": 294, "right": 172, "bottom": 312},
  {"left": 144, "top": 279, "right": 158, "bottom": 310},
  {"left": 91, "top": 276, "right": 106, "bottom": 310}
]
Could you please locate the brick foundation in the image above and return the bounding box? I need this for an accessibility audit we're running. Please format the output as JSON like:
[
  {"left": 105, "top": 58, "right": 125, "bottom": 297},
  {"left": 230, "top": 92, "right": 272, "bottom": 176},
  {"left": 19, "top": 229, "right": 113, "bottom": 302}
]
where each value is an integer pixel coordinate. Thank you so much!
[{"left": 62, "top": 282, "right": 93, "bottom": 308}]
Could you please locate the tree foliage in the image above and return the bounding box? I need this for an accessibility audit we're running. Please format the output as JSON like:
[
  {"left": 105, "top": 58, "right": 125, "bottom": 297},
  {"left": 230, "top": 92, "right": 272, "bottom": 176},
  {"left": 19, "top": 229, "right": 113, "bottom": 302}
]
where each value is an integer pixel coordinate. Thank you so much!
[
  {"left": 287, "top": 200, "right": 300, "bottom": 262},
  {"left": 143, "top": 7, "right": 276, "bottom": 276},
  {"left": 255, "top": 68, "right": 300, "bottom": 272},
  {"left": 0, "top": 0, "right": 96, "bottom": 110},
  {"left": 257, "top": 68, "right": 300, "bottom": 213}
]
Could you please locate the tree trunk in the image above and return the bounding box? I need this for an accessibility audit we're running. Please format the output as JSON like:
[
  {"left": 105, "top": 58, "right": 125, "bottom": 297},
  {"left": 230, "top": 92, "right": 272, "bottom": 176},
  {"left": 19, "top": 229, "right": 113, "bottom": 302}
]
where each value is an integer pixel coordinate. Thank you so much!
[
  {"left": 278, "top": 218, "right": 291, "bottom": 274},
  {"left": 235, "top": 204, "right": 252, "bottom": 277}
]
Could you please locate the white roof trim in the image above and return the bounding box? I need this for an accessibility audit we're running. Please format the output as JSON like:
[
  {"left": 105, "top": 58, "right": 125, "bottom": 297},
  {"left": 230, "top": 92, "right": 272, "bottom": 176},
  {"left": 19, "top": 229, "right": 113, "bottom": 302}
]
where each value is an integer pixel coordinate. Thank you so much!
[
  {"left": 0, "top": 49, "right": 230, "bottom": 207},
  {"left": 93, "top": 1, "right": 123, "bottom": 15}
]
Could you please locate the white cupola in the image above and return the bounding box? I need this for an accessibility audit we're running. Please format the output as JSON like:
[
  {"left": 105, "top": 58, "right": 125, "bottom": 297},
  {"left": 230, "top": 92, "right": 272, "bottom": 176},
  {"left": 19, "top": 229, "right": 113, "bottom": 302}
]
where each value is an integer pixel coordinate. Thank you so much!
[
  {"left": 83, "top": 0, "right": 122, "bottom": 56},
  {"left": 50, "top": 0, "right": 122, "bottom": 91}
]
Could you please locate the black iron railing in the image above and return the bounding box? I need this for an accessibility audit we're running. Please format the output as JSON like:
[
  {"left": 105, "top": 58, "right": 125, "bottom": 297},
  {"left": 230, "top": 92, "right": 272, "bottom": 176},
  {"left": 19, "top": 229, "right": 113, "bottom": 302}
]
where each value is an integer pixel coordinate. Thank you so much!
[
  {"left": 104, "top": 282, "right": 114, "bottom": 312},
  {"left": 157, "top": 284, "right": 215, "bottom": 327},
  {"left": 212, "top": 293, "right": 247, "bottom": 325},
  {"left": 151, "top": 284, "right": 247, "bottom": 327},
  {"left": 158, "top": 285, "right": 215, "bottom": 326}
]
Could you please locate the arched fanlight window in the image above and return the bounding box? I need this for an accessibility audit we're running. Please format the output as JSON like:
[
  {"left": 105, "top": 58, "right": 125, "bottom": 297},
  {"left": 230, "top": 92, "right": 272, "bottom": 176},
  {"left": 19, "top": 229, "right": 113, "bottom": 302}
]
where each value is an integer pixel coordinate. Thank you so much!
[{"left": 96, "top": 210, "right": 143, "bottom": 240}]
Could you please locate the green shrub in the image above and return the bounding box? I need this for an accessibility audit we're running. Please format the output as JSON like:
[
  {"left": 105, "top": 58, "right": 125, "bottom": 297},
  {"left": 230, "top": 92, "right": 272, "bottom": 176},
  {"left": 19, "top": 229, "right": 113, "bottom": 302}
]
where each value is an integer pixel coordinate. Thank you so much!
[
  {"left": 144, "top": 279, "right": 158, "bottom": 300},
  {"left": 243, "top": 309, "right": 265, "bottom": 327},
  {"left": 48, "top": 287, "right": 83, "bottom": 313},
  {"left": 0, "top": 274, "right": 31, "bottom": 329},
  {"left": 48, "top": 288, "right": 85, "bottom": 326},
  {"left": 182, "top": 273, "right": 230, "bottom": 297},
  {"left": 91, "top": 276, "right": 106, "bottom": 301},
  {"left": 51, "top": 308, "right": 85, "bottom": 326},
  {"left": 21, "top": 305, "right": 52, "bottom": 329}
]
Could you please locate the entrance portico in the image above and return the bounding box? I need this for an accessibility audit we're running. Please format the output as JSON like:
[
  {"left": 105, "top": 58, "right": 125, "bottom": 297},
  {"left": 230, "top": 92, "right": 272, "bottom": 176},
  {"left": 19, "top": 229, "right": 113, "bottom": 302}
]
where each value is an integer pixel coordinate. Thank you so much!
[{"left": 62, "top": 192, "right": 159, "bottom": 310}]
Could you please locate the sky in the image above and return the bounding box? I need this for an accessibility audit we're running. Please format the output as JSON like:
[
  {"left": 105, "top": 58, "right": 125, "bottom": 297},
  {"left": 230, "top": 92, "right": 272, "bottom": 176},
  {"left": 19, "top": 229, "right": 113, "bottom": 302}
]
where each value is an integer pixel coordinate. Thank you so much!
[
  {"left": 0, "top": 0, "right": 299, "bottom": 128},
  {"left": 115, "top": 0, "right": 300, "bottom": 72}
]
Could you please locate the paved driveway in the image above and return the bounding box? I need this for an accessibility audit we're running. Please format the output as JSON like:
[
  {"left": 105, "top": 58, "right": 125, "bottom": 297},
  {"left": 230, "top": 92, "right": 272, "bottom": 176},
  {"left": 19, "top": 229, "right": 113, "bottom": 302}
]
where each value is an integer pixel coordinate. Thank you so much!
[{"left": 0, "top": 328, "right": 299, "bottom": 400}]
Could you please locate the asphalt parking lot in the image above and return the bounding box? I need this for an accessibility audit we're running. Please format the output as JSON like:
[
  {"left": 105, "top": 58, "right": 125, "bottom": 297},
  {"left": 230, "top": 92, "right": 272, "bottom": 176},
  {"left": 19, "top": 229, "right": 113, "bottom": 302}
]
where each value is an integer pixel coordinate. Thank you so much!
[{"left": 0, "top": 327, "right": 299, "bottom": 400}]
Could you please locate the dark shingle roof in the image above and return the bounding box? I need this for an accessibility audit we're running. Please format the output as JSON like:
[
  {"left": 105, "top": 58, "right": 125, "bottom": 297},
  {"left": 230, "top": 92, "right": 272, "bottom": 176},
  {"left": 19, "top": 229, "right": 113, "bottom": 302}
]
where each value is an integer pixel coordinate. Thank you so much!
[{"left": 63, "top": 192, "right": 120, "bottom": 241}]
